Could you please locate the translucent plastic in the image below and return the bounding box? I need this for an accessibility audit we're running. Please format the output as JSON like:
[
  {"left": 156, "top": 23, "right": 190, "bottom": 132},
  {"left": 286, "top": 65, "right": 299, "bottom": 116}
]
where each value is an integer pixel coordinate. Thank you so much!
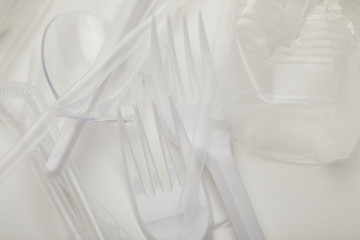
[
  {"left": 0, "top": 0, "right": 187, "bottom": 184},
  {"left": 206, "top": 125, "right": 265, "bottom": 240},
  {"left": 42, "top": 12, "right": 109, "bottom": 99},
  {"left": 42, "top": 8, "right": 147, "bottom": 177},
  {"left": 0, "top": 82, "right": 131, "bottom": 239},
  {"left": 41, "top": 0, "right": 188, "bottom": 178},
  {"left": 117, "top": 99, "right": 211, "bottom": 240},
  {"left": 234, "top": 0, "right": 360, "bottom": 164},
  {"left": 149, "top": 12, "right": 264, "bottom": 239},
  {"left": 48, "top": 0, "right": 188, "bottom": 121},
  {"left": 0, "top": 82, "right": 57, "bottom": 181},
  {"left": 176, "top": 13, "right": 218, "bottom": 220},
  {"left": 0, "top": 83, "right": 81, "bottom": 239}
]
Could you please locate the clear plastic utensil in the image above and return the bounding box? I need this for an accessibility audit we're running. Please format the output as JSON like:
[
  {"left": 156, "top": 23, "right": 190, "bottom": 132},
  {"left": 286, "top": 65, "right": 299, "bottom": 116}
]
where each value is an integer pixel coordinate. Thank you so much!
[
  {"left": 205, "top": 123, "right": 265, "bottom": 240},
  {"left": 49, "top": 0, "right": 187, "bottom": 121},
  {"left": 150, "top": 13, "right": 214, "bottom": 221},
  {"left": 0, "top": 82, "right": 130, "bottom": 239},
  {"left": 117, "top": 97, "right": 211, "bottom": 240},
  {"left": 1, "top": 42, "right": 129, "bottom": 238},
  {"left": 152, "top": 12, "right": 264, "bottom": 239},
  {"left": 0, "top": 0, "right": 186, "bottom": 187},
  {"left": 41, "top": 11, "right": 109, "bottom": 99},
  {"left": 0, "top": 82, "right": 82, "bottom": 239},
  {"left": 43, "top": 0, "right": 183, "bottom": 177},
  {"left": 42, "top": 1, "right": 149, "bottom": 178}
]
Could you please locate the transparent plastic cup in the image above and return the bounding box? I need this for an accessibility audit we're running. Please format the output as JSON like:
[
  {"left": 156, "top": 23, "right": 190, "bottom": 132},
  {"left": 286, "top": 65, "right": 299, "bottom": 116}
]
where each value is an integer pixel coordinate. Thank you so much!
[{"left": 233, "top": 1, "right": 360, "bottom": 164}]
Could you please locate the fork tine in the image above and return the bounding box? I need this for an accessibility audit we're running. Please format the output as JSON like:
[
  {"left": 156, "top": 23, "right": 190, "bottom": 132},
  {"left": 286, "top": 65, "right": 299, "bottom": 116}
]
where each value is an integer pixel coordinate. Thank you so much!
[
  {"left": 151, "top": 17, "right": 170, "bottom": 111},
  {"left": 117, "top": 107, "right": 154, "bottom": 197},
  {"left": 198, "top": 12, "right": 215, "bottom": 79},
  {"left": 151, "top": 16, "right": 175, "bottom": 136},
  {"left": 167, "top": 15, "right": 186, "bottom": 101},
  {"left": 183, "top": 16, "right": 201, "bottom": 100},
  {"left": 133, "top": 103, "right": 162, "bottom": 193},
  {"left": 167, "top": 92, "right": 189, "bottom": 185},
  {"left": 151, "top": 98, "right": 180, "bottom": 189}
]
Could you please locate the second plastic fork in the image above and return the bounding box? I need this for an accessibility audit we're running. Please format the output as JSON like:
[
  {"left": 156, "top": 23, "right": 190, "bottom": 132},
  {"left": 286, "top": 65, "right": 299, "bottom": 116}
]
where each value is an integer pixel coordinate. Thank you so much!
[
  {"left": 151, "top": 12, "right": 265, "bottom": 239},
  {"left": 150, "top": 13, "right": 214, "bottom": 221}
]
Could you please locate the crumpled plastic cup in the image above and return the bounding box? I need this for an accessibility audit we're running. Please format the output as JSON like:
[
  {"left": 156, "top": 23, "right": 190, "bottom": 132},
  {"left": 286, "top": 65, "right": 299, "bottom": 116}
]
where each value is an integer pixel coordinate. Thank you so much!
[{"left": 232, "top": 0, "right": 360, "bottom": 164}]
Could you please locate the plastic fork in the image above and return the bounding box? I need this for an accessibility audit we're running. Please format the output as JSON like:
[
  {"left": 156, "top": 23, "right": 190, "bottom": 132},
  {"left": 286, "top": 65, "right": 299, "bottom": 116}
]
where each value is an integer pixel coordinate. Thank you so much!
[
  {"left": 117, "top": 98, "right": 211, "bottom": 240},
  {"left": 151, "top": 15, "right": 201, "bottom": 142},
  {"left": 152, "top": 13, "right": 265, "bottom": 239},
  {"left": 151, "top": 13, "right": 213, "bottom": 220}
]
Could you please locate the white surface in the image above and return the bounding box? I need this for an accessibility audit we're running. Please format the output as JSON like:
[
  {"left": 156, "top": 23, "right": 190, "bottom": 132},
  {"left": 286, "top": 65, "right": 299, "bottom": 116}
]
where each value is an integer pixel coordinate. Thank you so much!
[{"left": 1, "top": 0, "right": 360, "bottom": 239}]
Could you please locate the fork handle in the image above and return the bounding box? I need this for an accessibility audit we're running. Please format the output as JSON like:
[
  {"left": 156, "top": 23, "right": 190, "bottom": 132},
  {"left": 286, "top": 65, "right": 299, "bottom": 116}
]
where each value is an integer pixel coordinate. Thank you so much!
[
  {"left": 206, "top": 142, "right": 265, "bottom": 240},
  {"left": 45, "top": 119, "right": 86, "bottom": 178}
]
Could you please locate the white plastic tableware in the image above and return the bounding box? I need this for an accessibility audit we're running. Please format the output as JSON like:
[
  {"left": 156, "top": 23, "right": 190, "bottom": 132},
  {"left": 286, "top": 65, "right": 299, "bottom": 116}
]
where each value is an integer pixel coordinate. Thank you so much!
[
  {"left": 42, "top": 0, "right": 189, "bottom": 178},
  {"left": 41, "top": 5, "right": 148, "bottom": 177},
  {"left": 150, "top": 14, "right": 214, "bottom": 221},
  {"left": 49, "top": 0, "right": 188, "bottom": 121},
  {"left": 0, "top": 0, "right": 189, "bottom": 181},
  {"left": 151, "top": 14, "right": 264, "bottom": 239},
  {"left": 0, "top": 82, "right": 130, "bottom": 239},
  {"left": 205, "top": 123, "right": 265, "bottom": 240},
  {"left": 117, "top": 96, "right": 211, "bottom": 240},
  {"left": 0, "top": 82, "right": 82, "bottom": 239}
]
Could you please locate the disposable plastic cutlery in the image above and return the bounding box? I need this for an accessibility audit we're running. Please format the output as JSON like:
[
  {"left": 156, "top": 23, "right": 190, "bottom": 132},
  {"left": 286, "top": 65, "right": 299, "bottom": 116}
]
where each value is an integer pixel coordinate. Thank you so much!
[
  {"left": 43, "top": 1, "right": 150, "bottom": 178},
  {"left": 44, "top": 0, "right": 194, "bottom": 178},
  {"left": 205, "top": 124, "right": 265, "bottom": 240},
  {"left": 150, "top": 14, "right": 211, "bottom": 219},
  {"left": 0, "top": 0, "right": 188, "bottom": 181},
  {"left": 152, "top": 13, "right": 264, "bottom": 239},
  {"left": 0, "top": 82, "right": 130, "bottom": 239},
  {"left": 0, "top": 82, "right": 82, "bottom": 239},
  {"left": 117, "top": 97, "right": 211, "bottom": 240},
  {"left": 151, "top": 16, "right": 201, "bottom": 142},
  {"left": 41, "top": 12, "right": 109, "bottom": 99}
]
